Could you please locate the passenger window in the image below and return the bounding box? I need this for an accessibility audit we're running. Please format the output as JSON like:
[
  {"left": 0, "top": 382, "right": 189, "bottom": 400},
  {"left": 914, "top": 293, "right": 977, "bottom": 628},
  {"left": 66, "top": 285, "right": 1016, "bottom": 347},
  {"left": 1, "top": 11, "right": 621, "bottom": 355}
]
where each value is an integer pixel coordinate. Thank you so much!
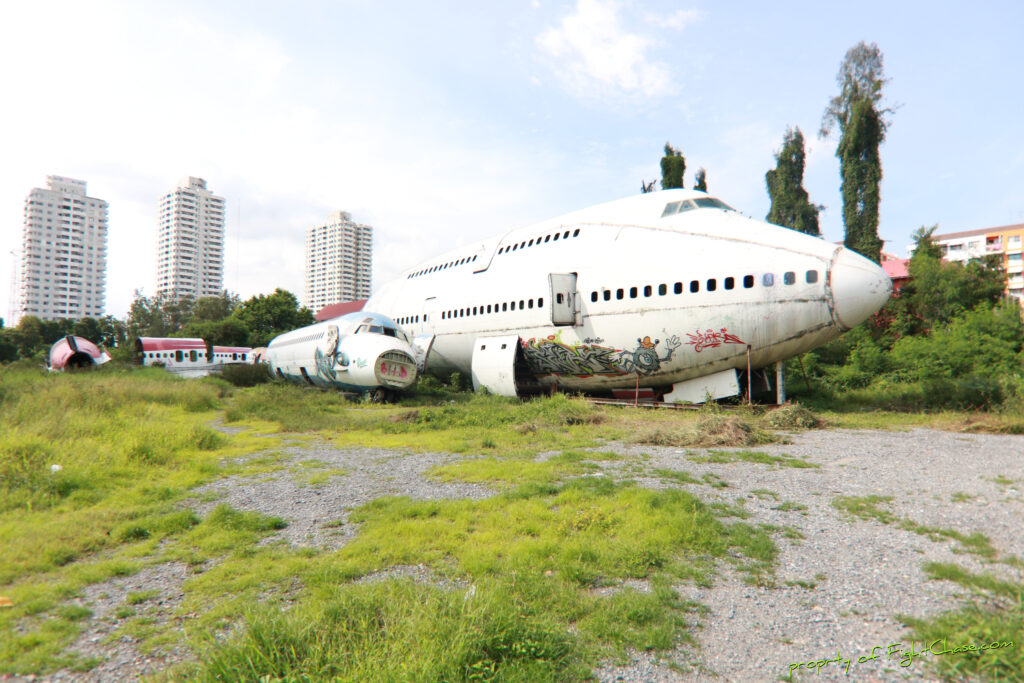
[
  {"left": 519, "top": 300, "right": 525, "bottom": 310},
  {"left": 603, "top": 290, "right": 611, "bottom": 301},
  {"left": 487, "top": 304, "right": 492, "bottom": 313},
  {"left": 784, "top": 271, "right": 796, "bottom": 285},
  {"left": 563, "top": 231, "right": 570, "bottom": 239},
  {"left": 707, "top": 279, "right": 716, "bottom": 292},
  {"left": 512, "top": 244, "right": 518, "bottom": 251},
  {"left": 538, "top": 297, "right": 543, "bottom": 307},
  {"left": 806, "top": 270, "right": 819, "bottom": 284},
  {"left": 544, "top": 235, "right": 551, "bottom": 242},
  {"left": 175, "top": 350, "right": 183, "bottom": 362},
  {"left": 616, "top": 288, "right": 624, "bottom": 300},
  {"left": 725, "top": 277, "right": 735, "bottom": 290},
  {"left": 629, "top": 287, "right": 637, "bottom": 298},
  {"left": 573, "top": 229, "right": 580, "bottom": 237},
  {"left": 658, "top": 284, "right": 667, "bottom": 295},
  {"left": 528, "top": 299, "right": 534, "bottom": 309},
  {"left": 473, "top": 306, "right": 477, "bottom": 315},
  {"left": 744, "top": 275, "right": 754, "bottom": 288},
  {"left": 591, "top": 291, "right": 598, "bottom": 302},
  {"left": 644, "top": 285, "right": 652, "bottom": 297},
  {"left": 690, "top": 280, "right": 699, "bottom": 293},
  {"left": 674, "top": 282, "right": 683, "bottom": 294},
  {"left": 763, "top": 273, "right": 775, "bottom": 287},
  {"left": 528, "top": 239, "right": 534, "bottom": 246},
  {"left": 553, "top": 233, "right": 559, "bottom": 241}
]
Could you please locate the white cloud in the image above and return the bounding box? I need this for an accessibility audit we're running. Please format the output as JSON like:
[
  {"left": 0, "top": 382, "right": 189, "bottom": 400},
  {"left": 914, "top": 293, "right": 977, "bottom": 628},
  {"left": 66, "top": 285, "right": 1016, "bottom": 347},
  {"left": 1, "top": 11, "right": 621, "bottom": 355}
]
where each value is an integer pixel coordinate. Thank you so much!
[
  {"left": 535, "top": 0, "right": 676, "bottom": 99},
  {"left": 646, "top": 8, "right": 702, "bottom": 31}
]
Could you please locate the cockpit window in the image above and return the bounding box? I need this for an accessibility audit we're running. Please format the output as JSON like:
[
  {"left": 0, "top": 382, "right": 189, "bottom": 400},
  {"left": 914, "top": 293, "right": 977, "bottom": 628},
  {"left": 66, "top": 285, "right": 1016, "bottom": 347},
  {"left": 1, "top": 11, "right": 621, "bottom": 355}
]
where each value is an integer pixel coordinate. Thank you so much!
[
  {"left": 662, "top": 197, "right": 734, "bottom": 217},
  {"left": 692, "top": 197, "right": 734, "bottom": 211}
]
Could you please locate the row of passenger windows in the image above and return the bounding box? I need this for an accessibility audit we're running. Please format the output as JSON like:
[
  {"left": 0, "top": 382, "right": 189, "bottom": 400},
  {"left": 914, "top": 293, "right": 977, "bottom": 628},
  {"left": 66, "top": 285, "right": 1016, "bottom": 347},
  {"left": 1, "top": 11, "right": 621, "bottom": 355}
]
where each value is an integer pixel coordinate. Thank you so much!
[
  {"left": 397, "top": 315, "right": 421, "bottom": 325},
  {"left": 497, "top": 228, "right": 581, "bottom": 255},
  {"left": 408, "top": 254, "right": 478, "bottom": 279},
  {"left": 589, "top": 270, "right": 819, "bottom": 302},
  {"left": 272, "top": 331, "right": 325, "bottom": 349},
  {"left": 442, "top": 297, "right": 545, "bottom": 320}
]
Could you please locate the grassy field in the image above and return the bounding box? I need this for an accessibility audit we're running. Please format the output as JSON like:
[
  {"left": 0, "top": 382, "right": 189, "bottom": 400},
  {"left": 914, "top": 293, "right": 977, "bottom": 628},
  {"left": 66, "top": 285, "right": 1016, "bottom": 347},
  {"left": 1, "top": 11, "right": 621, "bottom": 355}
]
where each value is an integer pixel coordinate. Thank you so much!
[{"left": 1, "top": 364, "right": 1021, "bottom": 681}]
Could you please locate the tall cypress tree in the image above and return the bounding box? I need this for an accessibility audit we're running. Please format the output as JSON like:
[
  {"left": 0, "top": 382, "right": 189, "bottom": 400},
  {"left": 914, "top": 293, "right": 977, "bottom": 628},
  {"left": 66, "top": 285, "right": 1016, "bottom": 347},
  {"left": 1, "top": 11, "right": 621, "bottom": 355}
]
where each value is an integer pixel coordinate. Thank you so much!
[
  {"left": 660, "top": 143, "right": 686, "bottom": 189},
  {"left": 821, "top": 42, "right": 892, "bottom": 263},
  {"left": 693, "top": 167, "right": 707, "bottom": 192},
  {"left": 765, "top": 127, "right": 821, "bottom": 236}
]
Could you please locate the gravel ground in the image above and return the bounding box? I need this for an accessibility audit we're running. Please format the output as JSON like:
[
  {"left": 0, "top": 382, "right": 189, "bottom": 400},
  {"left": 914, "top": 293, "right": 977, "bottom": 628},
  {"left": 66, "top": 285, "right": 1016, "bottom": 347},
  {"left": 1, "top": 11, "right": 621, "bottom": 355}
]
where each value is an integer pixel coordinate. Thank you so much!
[{"left": 8, "top": 427, "right": 1022, "bottom": 683}]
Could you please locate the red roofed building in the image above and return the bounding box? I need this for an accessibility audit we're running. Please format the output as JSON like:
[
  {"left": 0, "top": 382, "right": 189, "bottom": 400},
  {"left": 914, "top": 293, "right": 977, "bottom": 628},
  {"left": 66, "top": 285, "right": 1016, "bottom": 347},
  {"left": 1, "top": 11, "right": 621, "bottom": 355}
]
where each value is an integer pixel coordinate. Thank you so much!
[
  {"left": 881, "top": 256, "right": 911, "bottom": 293},
  {"left": 315, "top": 299, "right": 366, "bottom": 322}
]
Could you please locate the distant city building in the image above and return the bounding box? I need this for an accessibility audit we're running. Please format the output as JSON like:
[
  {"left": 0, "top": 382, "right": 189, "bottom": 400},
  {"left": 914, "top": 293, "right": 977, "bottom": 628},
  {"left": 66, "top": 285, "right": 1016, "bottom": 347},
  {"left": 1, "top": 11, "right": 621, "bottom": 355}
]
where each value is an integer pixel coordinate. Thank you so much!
[
  {"left": 304, "top": 211, "right": 373, "bottom": 312},
  {"left": 18, "top": 175, "right": 108, "bottom": 321},
  {"left": 930, "top": 223, "right": 1024, "bottom": 301},
  {"left": 155, "top": 177, "right": 225, "bottom": 300}
]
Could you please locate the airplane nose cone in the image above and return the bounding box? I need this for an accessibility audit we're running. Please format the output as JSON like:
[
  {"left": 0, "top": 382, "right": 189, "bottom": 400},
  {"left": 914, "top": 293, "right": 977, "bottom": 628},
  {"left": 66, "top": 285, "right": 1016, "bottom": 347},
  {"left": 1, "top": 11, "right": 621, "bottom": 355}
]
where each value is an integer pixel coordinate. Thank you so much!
[{"left": 829, "top": 248, "right": 893, "bottom": 330}]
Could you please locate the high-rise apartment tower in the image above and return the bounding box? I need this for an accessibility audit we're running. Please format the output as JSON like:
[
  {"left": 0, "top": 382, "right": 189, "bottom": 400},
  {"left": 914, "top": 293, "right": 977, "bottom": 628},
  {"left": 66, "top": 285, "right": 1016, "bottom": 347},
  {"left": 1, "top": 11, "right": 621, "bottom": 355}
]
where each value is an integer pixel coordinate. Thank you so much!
[
  {"left": 156, "top": 177, "right": 225, "bottom": 300},
  {"left": 304, "top": 211, "right": 373, "bottom": 313},
  {"left": 18, "top": 175, "right": 108, "bottom": 321}
]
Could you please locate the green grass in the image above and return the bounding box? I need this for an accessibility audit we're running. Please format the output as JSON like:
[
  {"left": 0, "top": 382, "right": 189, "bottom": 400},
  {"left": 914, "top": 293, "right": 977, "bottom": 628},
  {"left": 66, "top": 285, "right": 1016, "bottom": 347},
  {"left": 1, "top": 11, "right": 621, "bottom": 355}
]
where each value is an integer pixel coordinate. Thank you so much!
[
  {"left": 832, "top": 495, "right": 1001, "bottom": 560},
  {"left": 0, "top": 366, "right": 286, "bottom": 674},
  {"left": 902, "top": 563, "right": 1023, "bottom": 682},
  {"left": 687, "top": 449, "right": 819, "bottom": 468},
  {"left": 0, "top": 368, "right": 810, "bottom": 680},
  {"left": 177, "top": 477, "right": 776, "bottom": 681}
]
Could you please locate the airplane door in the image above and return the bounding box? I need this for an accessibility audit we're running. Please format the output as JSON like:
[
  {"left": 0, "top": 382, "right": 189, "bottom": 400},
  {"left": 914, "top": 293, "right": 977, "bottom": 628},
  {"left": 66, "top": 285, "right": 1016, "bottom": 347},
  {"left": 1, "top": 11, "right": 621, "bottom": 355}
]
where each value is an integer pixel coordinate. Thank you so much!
[{"left": 548, "top": 273, "right": 579, "bottom": 326}]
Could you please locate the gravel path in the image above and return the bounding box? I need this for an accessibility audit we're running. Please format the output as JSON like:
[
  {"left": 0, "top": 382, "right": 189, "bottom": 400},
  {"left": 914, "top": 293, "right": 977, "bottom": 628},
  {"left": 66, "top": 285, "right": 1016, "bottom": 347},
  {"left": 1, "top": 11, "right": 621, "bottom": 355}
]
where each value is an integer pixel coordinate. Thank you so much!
[{"left": 10, "top": 427, "right": 1022, "bottom": 683}]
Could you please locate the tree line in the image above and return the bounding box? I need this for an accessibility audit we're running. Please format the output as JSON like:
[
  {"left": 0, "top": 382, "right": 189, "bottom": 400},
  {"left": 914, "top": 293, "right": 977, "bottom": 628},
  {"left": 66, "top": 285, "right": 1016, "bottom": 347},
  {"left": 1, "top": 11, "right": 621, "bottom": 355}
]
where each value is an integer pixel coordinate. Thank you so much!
[
  {"left": 651, "top": 41, "right": 889, "bottom": 263},
  {"left": 0, "top": 288, "right": 313, "bottom": 364}
]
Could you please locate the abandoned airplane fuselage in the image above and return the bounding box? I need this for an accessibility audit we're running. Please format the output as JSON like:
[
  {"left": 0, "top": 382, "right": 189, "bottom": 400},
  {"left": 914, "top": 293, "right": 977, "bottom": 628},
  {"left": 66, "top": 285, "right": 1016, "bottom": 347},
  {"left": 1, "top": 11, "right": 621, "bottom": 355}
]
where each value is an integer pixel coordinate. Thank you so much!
[{"left": 365, "top": 189, "right": 892, "bottom": 400}]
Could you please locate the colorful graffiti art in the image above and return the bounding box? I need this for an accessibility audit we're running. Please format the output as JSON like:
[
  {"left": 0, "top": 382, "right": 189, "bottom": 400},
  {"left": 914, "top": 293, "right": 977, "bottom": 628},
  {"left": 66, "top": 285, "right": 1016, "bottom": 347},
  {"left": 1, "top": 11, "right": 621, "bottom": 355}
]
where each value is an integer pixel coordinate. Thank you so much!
[
  {"left": 521, "top": 332, "right": 626, "bottom": 377},
  {"left": 520, "top": 331, "right": 682, "bottom": 377},
  {"left": 625, "top": 335, "right": 681, "bottom": 374},
  {"left": 314, "top": 347, "right": 337, "bottom": 381},
  {"left": 685, "top": 328, "right": 746, "bottom": 353}
]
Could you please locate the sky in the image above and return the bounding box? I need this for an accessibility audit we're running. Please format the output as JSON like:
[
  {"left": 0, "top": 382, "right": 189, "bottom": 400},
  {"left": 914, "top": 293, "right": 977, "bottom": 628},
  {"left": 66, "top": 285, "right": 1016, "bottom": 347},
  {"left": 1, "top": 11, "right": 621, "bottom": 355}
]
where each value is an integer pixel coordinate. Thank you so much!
[{"left": 2, "top": 0, "right": 1023, "bottom": 323}]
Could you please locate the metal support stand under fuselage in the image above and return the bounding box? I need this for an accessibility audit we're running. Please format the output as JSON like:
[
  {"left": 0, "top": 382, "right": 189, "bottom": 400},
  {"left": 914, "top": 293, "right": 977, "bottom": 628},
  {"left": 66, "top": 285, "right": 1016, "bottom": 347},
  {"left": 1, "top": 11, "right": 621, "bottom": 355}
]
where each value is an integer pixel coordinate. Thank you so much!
[{"left": 776, "top": 360, "right": 785, "bottom": 405}]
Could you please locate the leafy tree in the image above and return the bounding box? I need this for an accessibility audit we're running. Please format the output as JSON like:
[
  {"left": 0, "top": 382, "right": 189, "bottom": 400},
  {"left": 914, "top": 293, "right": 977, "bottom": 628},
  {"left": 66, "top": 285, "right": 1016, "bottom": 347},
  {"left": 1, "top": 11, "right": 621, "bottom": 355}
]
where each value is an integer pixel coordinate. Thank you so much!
[
  {"left": 821, "top": 42, "right": 892, "bottom": 263},
  {"left": 95, "top": 315, "right": 127, "bottom": 350},
  {"left": 230, "top": 289, "right": 313, "bottom": 347},
  {"left": 182, "top": 318, "right": 251, "bottom": 346},
  {"left": 192, "top": 293, "right": 239, "bottom": 323},
  {"left": 126, "top": 291, "right": 196, "bottom": 339},
  {"left": 0, "top": 328, "right": 17, "bottom": 363},
  {"left": 693, "top": 167, "right": 707, "bottom": 192},
  {"left": 660, "top": 143, "right": 686, "bottom": 189},
  {"left": 765, "top": 127, "right": 821, "bottom": 236}
]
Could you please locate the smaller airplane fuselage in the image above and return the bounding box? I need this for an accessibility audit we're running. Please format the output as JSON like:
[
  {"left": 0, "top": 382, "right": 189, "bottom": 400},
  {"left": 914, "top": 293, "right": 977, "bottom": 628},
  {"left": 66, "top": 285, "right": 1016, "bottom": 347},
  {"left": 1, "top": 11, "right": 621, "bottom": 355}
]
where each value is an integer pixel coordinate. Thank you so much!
[{"left": 265, "top": 312, "right": 419, "bottom": 399}]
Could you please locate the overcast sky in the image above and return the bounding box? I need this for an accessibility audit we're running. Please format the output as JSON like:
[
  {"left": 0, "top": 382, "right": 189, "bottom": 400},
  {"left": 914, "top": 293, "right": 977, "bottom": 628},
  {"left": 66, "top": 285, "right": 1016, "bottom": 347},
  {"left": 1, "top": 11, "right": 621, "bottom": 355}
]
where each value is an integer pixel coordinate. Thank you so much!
[{"left": 2, "top": 0, "right": 1022, "bottom": 321}]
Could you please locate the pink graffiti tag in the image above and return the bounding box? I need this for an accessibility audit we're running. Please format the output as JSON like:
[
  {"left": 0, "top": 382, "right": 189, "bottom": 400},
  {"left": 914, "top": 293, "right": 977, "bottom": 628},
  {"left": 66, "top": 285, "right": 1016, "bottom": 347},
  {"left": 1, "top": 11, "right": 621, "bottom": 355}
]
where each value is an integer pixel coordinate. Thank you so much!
[{"left": 685, "top": 328, "right": 746, "bottom": 353}]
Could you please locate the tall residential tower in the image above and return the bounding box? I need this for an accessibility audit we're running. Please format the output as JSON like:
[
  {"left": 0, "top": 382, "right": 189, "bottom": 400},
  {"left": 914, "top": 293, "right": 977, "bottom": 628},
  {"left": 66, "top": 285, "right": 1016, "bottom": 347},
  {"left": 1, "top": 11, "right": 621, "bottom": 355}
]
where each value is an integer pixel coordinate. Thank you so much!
[
  {"left": 304, "top": 211, "right": 373, "bottom": 313},
  {"left": 18, "top": 175, "right": 108, "bottom": 321},
  {"left": 156, "top": 177, "right": 225, "bottom": 300}
]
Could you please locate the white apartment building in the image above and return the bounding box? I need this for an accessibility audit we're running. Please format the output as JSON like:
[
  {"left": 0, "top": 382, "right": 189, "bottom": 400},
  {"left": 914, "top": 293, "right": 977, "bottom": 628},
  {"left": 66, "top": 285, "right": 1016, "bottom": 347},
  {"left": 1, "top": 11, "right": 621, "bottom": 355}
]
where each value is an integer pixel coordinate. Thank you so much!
[
  {"left": 931, "top": 224, "right": 1024, "bottom": 301},
  {"left": 155, "top": 177, "right": 225, "bottom": 300},
  {"left": 304, "top": 211, "right": 373, "bottom": 313},
  {"left": 18, "top": 176, "right": 108, "bottom": 321}
]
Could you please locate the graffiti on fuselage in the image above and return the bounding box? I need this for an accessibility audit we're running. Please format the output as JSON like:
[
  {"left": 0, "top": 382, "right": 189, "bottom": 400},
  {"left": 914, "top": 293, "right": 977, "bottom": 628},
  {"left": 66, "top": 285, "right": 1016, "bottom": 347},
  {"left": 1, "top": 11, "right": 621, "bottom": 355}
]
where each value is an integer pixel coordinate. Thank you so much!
[
  {"left": 521, "top": 331, "right": 626, "bottom": 377},
  {"left": 314, "top": 348, "right": 338, "bottom": 381},
  {"left": 520, "top": 331, "right": 682, "bottom": 378},
  {"left": 685, "top": 328, "right": 746, "bottom": 353}
]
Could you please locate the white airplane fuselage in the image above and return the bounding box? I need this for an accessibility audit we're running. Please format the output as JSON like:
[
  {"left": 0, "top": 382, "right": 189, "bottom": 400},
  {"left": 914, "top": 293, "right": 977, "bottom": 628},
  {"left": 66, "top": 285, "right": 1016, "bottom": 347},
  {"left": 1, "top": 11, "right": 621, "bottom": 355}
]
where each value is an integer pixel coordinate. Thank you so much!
[{"left": 365, "top": 189, "right": 891, "bottom": 398}]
